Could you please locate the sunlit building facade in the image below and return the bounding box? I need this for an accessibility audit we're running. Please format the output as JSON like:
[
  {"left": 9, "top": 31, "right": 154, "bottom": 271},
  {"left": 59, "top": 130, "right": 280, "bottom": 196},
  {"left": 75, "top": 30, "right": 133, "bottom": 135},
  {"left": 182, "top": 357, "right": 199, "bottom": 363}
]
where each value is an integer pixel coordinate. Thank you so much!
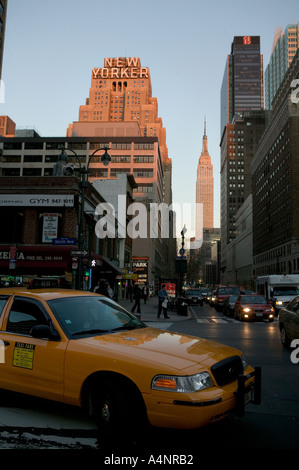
[
  {"left": 196, "top": 121, "right": 213, "bottom": 230},
  {"left": 265, "top": 24, "right": 299, "bottom": 110}
]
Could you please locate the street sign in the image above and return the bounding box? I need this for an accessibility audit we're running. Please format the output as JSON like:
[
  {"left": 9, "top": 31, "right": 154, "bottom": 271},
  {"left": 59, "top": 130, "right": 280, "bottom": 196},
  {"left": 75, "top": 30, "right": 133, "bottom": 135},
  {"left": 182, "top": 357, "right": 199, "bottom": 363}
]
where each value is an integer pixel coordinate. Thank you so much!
[
  {"left": 70, "top": 249, "right": 89, "bottom": 257},
  {"left": 52, "top": 237, "right": 77, "bottom": 245}
]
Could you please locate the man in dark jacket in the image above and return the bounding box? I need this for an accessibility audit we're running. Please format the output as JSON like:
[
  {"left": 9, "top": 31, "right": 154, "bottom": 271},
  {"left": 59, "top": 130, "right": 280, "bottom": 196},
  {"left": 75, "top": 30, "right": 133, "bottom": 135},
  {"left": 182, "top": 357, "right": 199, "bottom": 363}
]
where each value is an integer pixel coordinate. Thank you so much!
[{"left": 131, "top": 283, "right": 142, "bottom": 314}]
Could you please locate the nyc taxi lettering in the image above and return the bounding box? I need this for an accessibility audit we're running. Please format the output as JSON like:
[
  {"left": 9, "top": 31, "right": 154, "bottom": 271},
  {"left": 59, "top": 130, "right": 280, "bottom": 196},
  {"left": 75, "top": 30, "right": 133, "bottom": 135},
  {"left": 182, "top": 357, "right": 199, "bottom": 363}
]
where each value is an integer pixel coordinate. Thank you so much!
[{"left": 13, "top": 343, "right": 35, "bottom": 369}]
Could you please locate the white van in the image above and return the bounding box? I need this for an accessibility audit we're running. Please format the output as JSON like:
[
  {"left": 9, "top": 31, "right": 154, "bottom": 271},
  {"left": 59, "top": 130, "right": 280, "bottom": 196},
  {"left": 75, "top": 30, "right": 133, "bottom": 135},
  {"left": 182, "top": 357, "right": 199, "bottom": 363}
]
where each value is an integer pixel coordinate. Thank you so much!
[{"left": 256, "top": 275, "right": 299, "bottom": 313}]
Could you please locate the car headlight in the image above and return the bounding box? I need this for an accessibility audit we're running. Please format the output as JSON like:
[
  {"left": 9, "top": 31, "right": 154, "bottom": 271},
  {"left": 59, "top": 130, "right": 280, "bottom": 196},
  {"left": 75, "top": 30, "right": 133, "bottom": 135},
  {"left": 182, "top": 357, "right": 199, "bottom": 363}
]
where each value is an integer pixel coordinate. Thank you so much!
[
  {"left": 276, "top": 300, "right": 283, "bottom": 305},
  {"left": 151, "top": 372, "right": 214, "bottom": 393},
  {"left": 243, "top": 307, "right": 251, "bottom": 312}
]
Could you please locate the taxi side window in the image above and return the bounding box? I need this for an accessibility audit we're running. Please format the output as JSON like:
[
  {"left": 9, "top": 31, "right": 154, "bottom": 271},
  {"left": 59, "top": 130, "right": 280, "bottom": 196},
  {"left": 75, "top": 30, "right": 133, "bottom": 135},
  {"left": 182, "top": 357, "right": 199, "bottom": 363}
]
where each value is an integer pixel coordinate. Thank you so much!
[
  {"left": 6, "top": 299, "right": 48, "bottom": 335},
  {"left": 0, "top": 296, "right": 8, "bottom": 315}
]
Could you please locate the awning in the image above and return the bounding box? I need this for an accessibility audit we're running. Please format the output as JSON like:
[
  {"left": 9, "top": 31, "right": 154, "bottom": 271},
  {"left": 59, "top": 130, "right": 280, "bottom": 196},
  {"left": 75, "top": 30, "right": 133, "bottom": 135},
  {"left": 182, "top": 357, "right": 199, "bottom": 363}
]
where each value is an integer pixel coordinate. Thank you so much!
[
  {"left": 89, "top": 252, "right": 124, "bottom": 275},
  {"left": 102, "top": 256, "right": 124, "bottom": 275}
]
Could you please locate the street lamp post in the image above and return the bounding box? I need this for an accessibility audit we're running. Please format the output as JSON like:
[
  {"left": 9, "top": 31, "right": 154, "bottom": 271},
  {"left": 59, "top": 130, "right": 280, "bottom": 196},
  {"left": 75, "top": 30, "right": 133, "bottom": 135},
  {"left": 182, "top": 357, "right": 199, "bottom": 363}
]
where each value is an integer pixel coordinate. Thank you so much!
[{"left": 57, "top": 146, "right": 111, "bottom": 289}]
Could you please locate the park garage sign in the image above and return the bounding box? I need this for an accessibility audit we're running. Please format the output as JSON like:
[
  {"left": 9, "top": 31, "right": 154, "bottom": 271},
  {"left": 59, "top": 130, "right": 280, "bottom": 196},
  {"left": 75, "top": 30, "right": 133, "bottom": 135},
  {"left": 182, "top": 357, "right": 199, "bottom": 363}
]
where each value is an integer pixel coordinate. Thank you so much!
[{"left": 0, "top": 195, "right": 74, "bottom": 207}]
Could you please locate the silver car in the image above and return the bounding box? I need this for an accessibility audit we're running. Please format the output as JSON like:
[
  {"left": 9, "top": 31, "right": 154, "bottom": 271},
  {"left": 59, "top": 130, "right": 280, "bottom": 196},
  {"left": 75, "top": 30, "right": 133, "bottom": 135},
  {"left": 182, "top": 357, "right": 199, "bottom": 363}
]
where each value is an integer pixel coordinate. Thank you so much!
[{"left": 278, "top": 296, "right": 299, "bottom": 347}]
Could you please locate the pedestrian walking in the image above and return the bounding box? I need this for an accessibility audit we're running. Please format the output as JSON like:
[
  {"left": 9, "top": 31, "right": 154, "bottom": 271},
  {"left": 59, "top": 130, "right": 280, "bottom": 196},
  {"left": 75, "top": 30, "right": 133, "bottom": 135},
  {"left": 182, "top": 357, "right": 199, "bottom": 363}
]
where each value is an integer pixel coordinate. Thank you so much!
[
  {"left": 142, "top": 283, "right": 149, "bottom": 303},
  {"left": 128, "top": 282, "right": 134, "bottom": 302},
  {"left": 157, "top": 284, "right": 170, "bottom": 319},
  {"left": 131, "top": 283, "right": 142, "bottom": 314},
  {"left": 107, "top": 283, "right": 114, "bottom": 299},
  {"left": 94, "top": 280, "right": 109, "bottom": 297}
]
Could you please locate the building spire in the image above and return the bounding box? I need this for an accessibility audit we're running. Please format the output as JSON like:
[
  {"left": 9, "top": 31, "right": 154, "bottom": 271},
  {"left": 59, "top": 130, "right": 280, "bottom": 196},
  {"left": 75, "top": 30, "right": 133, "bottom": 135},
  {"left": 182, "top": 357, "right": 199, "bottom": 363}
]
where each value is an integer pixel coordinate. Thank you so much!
[{"left": 200, "top": 117, "right": 210, "bottom": 159}]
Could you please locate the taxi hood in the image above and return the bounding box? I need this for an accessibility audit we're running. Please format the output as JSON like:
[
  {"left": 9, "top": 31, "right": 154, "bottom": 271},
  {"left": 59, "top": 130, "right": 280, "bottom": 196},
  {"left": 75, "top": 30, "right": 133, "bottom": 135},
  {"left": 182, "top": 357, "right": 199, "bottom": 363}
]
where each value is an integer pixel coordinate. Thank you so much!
[{"left": 77, "top": 327, "right": 241, "bottom": 373}]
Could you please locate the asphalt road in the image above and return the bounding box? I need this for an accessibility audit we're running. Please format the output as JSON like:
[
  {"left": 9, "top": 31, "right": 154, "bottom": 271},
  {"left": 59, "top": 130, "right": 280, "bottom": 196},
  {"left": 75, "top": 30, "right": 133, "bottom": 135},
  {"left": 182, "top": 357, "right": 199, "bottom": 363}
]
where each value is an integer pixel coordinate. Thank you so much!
[{"left": 0, "top": 301, "right": 298, "bottom": 457}]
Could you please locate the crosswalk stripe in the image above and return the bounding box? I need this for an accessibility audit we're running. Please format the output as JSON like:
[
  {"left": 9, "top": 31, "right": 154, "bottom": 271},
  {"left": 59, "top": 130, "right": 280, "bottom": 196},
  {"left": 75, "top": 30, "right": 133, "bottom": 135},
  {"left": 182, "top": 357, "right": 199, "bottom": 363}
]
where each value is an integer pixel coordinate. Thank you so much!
[{"left": 196, "top": 318, "right": 237, "bottom": 323}]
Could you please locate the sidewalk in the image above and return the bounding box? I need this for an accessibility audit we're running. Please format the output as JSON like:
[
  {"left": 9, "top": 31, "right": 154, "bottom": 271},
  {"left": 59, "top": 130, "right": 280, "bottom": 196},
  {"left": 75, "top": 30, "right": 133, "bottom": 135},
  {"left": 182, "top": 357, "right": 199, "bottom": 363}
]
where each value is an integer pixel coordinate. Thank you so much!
[{"left": 117, "top": 296, "right": 191, "bottom": 324}]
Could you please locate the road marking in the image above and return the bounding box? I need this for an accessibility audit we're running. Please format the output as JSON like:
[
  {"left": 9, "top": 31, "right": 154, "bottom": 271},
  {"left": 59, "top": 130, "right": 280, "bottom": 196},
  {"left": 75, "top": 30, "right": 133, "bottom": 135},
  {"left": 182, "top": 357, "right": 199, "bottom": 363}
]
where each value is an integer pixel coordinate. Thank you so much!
[{"left": 196, "top": 318, "right": 238, "bottom": 323}]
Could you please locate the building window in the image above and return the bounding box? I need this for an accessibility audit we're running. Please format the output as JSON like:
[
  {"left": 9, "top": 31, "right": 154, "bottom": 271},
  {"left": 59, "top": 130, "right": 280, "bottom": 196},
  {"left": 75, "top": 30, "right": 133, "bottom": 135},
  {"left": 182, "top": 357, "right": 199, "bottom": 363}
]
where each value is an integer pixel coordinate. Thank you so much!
[{"left": 0, "top": 209, "right": 23, "bottom": 243}]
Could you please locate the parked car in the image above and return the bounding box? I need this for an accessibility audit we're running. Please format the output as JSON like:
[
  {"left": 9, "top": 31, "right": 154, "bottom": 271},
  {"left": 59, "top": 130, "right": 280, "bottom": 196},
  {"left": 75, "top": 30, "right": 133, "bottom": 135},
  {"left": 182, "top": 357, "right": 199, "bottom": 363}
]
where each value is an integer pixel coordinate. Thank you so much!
[
  {"left": 184, "top": 289, "right": 203, "bottom": 306},
  {"left": 223, "top": 295, "right": 239, "bottom": 317},
  {"left": 215, "top": 286, "right": 240, "bottom": 311},
  {"left": 0, "top": 280, "right": 261, "bottom": 438},
  {"left": 278, "top": 296, "right": 299, "bottom": 347},
  {"left": 234, "top": 295, "right": 275, "bottom": 322}
]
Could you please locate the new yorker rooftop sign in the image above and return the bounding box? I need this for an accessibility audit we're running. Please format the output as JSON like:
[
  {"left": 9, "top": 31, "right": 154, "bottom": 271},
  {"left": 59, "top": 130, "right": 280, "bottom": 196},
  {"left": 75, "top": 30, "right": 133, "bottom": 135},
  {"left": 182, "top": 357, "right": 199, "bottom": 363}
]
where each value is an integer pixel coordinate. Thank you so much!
[{"left": 92, "top": 57, "right": 149, "bottom": 80}]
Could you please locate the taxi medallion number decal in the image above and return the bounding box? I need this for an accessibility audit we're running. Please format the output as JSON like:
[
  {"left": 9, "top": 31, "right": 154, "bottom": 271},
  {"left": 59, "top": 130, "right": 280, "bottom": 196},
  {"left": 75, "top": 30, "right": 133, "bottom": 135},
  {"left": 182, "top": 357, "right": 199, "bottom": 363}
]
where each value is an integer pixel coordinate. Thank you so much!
[{"left": 13, "top": 343, "right": 35, "bottom": 369}]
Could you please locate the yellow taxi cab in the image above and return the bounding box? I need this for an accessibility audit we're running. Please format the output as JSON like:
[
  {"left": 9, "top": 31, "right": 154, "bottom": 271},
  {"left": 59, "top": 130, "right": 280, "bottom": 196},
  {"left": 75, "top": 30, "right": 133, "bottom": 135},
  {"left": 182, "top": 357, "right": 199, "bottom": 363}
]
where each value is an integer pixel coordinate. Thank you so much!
[{"left": 0, "top": 278, "right": 261, "bottom": 437}]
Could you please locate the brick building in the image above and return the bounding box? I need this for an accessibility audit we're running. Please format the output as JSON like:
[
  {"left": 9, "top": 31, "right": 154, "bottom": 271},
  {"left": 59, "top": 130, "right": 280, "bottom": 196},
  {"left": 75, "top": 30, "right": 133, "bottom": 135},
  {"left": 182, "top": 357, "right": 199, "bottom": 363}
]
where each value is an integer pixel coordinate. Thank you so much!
[{"left": 0, "top": 176, "right": 122, "bottom": 289}]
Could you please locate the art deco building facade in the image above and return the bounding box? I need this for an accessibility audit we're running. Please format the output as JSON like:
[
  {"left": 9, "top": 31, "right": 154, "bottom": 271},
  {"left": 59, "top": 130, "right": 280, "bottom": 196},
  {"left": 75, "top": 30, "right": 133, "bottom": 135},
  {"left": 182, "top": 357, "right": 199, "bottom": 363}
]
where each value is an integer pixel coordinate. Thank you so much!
[
  {"left": 265, "top": 24, "right": 299, "bottom": 110},
  {"left": 67, "top": 57, "right": 170, "bottom": 167},
  {"left": 65, "top": 57, "right": 175, "bottom": 286},
  {"left": 0, "top": 57, "right": 176, "bottom": 287},
  {"left": 196, "top": 121, "right": 214, "bottom": 230}
]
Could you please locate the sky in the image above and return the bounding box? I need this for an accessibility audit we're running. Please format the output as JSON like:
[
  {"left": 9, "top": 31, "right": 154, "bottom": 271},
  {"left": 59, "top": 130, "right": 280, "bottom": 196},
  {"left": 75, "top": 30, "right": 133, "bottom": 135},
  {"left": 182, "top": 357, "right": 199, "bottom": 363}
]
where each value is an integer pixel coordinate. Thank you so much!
[{"left": 1, "top": 0, "right": 298, "bottom": 234}]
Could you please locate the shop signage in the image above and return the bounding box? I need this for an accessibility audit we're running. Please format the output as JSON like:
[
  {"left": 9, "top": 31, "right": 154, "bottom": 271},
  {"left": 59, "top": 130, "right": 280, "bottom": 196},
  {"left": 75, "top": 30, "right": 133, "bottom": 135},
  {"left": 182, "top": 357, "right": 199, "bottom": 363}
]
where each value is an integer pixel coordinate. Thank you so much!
[
  {"left": 0, "top": 247, "right": 70, "bottom": 267},
  {"left": 70, "top": 249, "right": 90, "bottom": 257},
  {"left": 42, "top": 213, "right": 58, "bottom": 243},
  {"left": 0, "top": 195, "right": 74, "bottom": 207},
  {"left": 52, "top": 238, "right": 77, "bottom": 245}
]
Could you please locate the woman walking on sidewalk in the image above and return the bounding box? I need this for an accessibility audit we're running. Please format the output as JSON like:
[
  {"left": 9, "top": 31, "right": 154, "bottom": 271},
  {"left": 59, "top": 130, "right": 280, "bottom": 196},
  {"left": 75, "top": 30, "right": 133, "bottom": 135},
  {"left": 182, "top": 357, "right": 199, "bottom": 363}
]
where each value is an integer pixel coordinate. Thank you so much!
[{"left": 157, "top": 285, "right": 170, "bottom": 319}]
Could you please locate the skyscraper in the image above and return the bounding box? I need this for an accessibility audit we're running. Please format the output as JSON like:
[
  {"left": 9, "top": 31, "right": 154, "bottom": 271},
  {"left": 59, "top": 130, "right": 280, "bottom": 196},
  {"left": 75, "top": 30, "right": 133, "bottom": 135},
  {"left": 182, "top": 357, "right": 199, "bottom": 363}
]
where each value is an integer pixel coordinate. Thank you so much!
[
  {"left": 66, "top": 56, "right": 175, "bottom": 285},
  {"left": 0, "top": 0, "right": 7, "bottom": 80},
  {"left": 196, "top": 120, "right": 213, "bottom": 230},
  {"left": 265, "top": 24, "right": 299, "bottom": 110},
  {"left": 220, "top": 36, "right": 264, "bottom": 136},
  {"left": 67, "top": 57, "right": 169, "bottom": 165},
  {"left": 220, "top": 36, "right": 265, "bottom": 282}
]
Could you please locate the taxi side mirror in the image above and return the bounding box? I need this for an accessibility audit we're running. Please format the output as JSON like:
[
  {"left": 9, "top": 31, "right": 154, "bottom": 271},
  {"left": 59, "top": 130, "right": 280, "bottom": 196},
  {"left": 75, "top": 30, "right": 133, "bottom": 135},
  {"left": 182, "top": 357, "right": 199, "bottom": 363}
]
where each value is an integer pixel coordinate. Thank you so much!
[{"left": 31, "top": 325, "right": 60, "bottom": 341}]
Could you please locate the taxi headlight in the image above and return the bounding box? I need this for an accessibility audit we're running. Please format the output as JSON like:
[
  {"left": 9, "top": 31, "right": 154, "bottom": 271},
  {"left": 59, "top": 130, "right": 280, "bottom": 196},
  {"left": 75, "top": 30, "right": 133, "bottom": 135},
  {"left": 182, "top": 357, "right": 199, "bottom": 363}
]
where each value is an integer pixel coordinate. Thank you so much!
[{"left": 151, "top": 372, "right": 214, "bottom": 393}]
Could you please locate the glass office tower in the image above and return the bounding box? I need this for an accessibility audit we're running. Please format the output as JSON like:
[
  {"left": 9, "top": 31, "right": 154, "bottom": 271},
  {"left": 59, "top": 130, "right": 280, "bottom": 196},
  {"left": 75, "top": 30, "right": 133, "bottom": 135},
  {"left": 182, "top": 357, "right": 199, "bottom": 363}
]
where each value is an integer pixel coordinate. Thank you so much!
[
  {"left": 221, "top": 36, "right": 264, "bottom": 136},
  {"left": 265, "top": 24, "right": 299, "bottom": 110}
]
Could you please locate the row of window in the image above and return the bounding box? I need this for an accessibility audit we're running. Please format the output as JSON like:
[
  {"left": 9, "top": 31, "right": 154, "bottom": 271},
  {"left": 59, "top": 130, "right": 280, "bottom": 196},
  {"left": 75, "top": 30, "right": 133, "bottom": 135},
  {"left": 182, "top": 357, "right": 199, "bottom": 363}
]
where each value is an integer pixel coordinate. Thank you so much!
[{"left": 3, "top": 142, "right": 155, "bottom": 151}]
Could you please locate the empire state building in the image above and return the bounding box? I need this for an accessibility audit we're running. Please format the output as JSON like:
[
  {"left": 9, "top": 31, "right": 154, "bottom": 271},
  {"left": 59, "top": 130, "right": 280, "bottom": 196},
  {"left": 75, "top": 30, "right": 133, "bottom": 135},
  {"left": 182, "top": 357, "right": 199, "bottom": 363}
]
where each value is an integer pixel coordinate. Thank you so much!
[{"left": 196, "top": 121, "right": 214, "bottom": 230}]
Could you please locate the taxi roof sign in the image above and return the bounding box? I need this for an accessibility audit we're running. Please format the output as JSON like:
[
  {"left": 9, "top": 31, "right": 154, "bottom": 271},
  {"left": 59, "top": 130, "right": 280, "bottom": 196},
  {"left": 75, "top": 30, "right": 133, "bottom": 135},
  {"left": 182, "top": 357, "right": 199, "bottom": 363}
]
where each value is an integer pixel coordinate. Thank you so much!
[{"left": 28, "top": 278, "right": 61, "bottom": 289}]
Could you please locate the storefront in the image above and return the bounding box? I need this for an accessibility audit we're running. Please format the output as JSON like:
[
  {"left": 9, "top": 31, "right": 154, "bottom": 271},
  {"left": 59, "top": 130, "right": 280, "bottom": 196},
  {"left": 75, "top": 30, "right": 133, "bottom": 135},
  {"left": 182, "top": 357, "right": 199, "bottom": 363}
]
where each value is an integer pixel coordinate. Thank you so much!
[{"left": 0, "top": 244, "right": 74, "bottom": 286}]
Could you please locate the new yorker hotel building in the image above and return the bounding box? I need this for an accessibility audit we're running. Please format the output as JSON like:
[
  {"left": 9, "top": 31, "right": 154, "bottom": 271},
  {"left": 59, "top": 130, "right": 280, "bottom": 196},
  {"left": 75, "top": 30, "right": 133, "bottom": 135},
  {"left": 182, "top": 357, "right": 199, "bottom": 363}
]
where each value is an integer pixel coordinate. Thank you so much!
[
  {"left": 0, "top": 58, "right": 175, "bottom": 283},
  {"left": 67, "top": 57, "right": 169, "bottom": 169}
]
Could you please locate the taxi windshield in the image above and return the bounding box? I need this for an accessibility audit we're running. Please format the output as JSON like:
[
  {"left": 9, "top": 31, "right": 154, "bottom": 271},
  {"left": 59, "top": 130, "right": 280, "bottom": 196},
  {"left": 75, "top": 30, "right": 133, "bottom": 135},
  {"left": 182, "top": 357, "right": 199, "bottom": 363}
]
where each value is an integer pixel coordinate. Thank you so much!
[{"left": 47, "top": 296, "right": 146, "bottom": 338}]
